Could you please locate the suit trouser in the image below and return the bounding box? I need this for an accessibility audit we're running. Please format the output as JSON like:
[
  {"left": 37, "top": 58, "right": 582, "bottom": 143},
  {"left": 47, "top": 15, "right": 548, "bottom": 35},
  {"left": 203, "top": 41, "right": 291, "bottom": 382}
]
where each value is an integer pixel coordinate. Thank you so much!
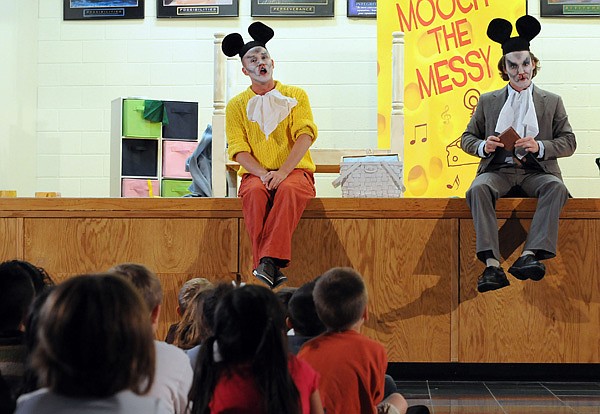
[
  {"left": 238, "top": 169, "right": 315, "bottom": 269},
  {"left": 466, "top": 167, "right": 569, "bottom": 263}
]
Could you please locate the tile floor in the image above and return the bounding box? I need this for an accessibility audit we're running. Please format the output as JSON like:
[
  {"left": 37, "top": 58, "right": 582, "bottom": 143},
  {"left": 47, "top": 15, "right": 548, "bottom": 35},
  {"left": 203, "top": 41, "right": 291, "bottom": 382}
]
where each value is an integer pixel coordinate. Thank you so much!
[{"left": 397, "top": 381, "right": 600, "bottom": 414}]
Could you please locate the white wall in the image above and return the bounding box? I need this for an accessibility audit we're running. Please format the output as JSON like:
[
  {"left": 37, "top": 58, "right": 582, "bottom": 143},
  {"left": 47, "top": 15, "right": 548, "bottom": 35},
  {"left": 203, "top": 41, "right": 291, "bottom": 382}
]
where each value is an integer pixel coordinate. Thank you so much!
[
  {"left": 528, "top": 2, "right": 600, "bottom": 197},
  {"left": 2, "top": 1, "right": 598, "bottom": 197},
  {"left": 0, "top": 1, "right": 38, "bottom": 196},
  {"left": 34, "top": 0, "right": 376, "bottom": 197}
]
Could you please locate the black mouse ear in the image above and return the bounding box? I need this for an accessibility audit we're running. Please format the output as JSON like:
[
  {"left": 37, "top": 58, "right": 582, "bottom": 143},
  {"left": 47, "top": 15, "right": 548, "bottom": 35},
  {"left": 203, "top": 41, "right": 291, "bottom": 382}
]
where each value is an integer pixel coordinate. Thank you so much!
[
  {"left": 248, "top": 21, "right": 274, "bottom": 45},
  {"left": 487, "top": 18, "right": 513, "bottom": 45},
  {"left": 222, "top": 33, "right": 245, "bottom": 57},
  {"left": 516, "top": 15, "right": 541, "bottom": 41}
]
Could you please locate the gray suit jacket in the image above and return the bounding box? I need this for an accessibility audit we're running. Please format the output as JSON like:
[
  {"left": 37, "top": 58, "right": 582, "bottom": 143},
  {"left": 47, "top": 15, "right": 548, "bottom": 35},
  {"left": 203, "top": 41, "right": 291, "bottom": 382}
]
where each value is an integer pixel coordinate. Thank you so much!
[{"left": 461, "top": 84, "right": 576, "bottom": 179}]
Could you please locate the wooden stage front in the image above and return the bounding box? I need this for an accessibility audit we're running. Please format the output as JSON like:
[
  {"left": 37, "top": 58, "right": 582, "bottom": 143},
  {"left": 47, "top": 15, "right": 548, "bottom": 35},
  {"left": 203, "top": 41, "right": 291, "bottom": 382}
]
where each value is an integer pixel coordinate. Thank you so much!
[{"left": 1, "top": 197, "right": 598, "bottom": 364}]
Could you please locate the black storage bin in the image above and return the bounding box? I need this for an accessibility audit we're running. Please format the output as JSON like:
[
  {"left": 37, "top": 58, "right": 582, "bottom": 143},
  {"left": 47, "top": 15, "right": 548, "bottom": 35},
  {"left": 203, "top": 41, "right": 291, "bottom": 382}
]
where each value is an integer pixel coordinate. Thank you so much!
[
  {"left": 122, "top": 139, "right": 158, "bottom": 177},
  {"left": 162, "top": 101, "right": 198, "bottom": 140}
]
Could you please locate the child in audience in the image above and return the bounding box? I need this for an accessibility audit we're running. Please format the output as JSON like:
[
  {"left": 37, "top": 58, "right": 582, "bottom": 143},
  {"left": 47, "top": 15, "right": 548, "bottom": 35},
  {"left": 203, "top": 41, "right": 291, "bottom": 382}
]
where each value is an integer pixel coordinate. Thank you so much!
[
  {"left": 188, "top": 285, "right": 324, "bottom": 414},
  {"left": 276, "top": 287, "right": 298, "bottom": 315},
  {"left": 0, "top": 260, "right": 40, "bottom": 401},
  {"left": 173, "top": 289, "right": 214, "bottom": 350},
  {"left": 286, "top": 280, "right": 325, "bottom": 355},
  {"left": 1, "top": 260, "right": 54, "bottom": 294},
  {"left": 166, "top": 278, "right": 214, "bottom": 344},
  {"left": 290, "top": 277, "right": 400, "bottom": 400},
  {"left": 15, "top": 273, "right": 168, "bottom": 414},
  {"left": 298, "top": 267, "right": 429, "bottom": 414},
  {"left": 195, "top": 283, "right": 235, "bottom": 338},
  {"left": 21, "top": 288, "right": 54, "bottom": 395},
  {"left": 109, "top": 263, "right": 193, "bottom": 414},
  {"left": 184, "top": 283, "right": 234, "bottom": 368}
]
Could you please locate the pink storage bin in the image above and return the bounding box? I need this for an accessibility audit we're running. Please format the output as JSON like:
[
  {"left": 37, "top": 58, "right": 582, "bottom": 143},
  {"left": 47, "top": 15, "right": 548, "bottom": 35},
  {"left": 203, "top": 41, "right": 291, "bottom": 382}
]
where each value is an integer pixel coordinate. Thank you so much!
[
  {"left": 122, "top": 179, "right": 160, "bottom": 198},
  {"left": 162, "top": 140, "right": 196, "bottom": 179}
]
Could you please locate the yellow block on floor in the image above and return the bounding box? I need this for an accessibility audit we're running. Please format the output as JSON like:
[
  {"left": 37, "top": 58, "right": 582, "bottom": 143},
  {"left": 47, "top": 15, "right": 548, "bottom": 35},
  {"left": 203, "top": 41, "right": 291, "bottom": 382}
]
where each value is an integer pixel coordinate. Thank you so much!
[
  {"left": 35, "top": 192, "right": 61, "bottom": 198},
  {"left": 0, "top": 190, "right": 17, "bottom": 197}
]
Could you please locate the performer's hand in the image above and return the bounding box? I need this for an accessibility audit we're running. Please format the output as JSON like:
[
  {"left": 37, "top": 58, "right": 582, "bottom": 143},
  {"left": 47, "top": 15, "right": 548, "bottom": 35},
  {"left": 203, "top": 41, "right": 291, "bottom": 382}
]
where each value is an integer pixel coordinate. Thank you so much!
[
  {"left": 515, "top": 136, "right": 539, "bottom": 154},
  {"left": 484, "top": 135, "right": 503, "bottom": 154},
  {"left": 263, "top": 170, "right": 289, "bottom": 190}
]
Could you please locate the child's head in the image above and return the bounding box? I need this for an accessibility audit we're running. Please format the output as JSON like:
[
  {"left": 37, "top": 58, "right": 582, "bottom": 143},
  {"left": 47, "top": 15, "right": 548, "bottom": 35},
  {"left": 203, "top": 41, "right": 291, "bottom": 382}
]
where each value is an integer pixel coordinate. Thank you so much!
[
  {"left": 0, "top": 260, "right": 54, "bottom": 295},
  {"left": 108, "top": 263, "right": 163, "bottom": 313},
  {"left": 0, "top": 261, "right": 36, "bottom": 331},
  {"left": 173, "top": 283, "right": 234, "bottom": 350},
  {"left": 32, "top": 274, "right": 155, "bottom": 398},
  {"left": 190, "top": 285, "right": 299, "bottom": 414},
  {"left": 0, "top": 259, "right": 54, "bottom": 331},
  {"left": 213, "top": 284, "right": 286, "bottom": 364},
  {"left": 173, "top": 288, "right": 213, "bottom": 350},
  {"left": 313, "top": 267, "right": 368, "bottom": 332},
  {"left": 287, "top": 279, "right": 325, "bottom": 337},
  {"left": 177, "top": 277, "right": 213, "bottom": 316},
  {"left": 198, "top": 282, "right": 235, "bottom": 337},
  {"left": 276, "top": 287, "right": 297, "bottom": 318}
]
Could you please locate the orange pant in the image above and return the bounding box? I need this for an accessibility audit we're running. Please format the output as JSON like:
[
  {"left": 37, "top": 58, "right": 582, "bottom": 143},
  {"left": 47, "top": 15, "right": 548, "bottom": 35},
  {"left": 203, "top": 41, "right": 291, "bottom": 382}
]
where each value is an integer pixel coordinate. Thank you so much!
[{"left": 238, "top": 169, "right": 315, "bottom": 269}]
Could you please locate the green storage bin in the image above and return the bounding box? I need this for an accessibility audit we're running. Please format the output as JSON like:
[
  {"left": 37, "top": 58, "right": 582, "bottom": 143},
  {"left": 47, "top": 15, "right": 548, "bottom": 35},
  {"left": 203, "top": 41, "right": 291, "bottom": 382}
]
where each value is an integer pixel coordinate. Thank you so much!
[
  {"left": 161, "top": 179, "right": 192, "bottom": 197},
  {"left": 122, "top": 99, "right": 162, "bottom": 138}
]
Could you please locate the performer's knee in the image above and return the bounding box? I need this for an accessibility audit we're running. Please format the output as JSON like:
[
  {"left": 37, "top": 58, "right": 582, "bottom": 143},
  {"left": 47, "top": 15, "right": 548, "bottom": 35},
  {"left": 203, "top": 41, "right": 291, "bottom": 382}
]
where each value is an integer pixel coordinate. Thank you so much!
[
  {"left": 466, "top": 182, "right": 495, "bottom": 205},
  {"left": 276, "top": 174, "right": 314, "bottom": 200},
  {"left": 239, "top": 177, "right": 269, "bottom": 201},
  {"left": 539, "top": 179, "right": 568, "bottom": 199},
  {"left": 275, "top": 181, "right": 301, "bottom": 200}
]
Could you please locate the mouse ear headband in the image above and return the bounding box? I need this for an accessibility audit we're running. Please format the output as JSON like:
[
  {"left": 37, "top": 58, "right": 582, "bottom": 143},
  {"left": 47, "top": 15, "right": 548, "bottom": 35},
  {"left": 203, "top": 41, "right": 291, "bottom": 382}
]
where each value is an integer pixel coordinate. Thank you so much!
[
  {"left": 222, "top": 22, "right": 275, "bottom": 59},
  {"left": 487, "top": 15, "right": 541, "bottom": 55}
]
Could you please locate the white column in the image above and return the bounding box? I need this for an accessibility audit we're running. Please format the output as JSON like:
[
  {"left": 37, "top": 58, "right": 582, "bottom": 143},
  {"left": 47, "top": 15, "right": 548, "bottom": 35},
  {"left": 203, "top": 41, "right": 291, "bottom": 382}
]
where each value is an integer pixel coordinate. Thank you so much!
[
  {"left": 390, "top": 31, "right": 405, "bottom": 196},
  {"left": 212, "top": 33, "right": 227, "bottom": 197}
]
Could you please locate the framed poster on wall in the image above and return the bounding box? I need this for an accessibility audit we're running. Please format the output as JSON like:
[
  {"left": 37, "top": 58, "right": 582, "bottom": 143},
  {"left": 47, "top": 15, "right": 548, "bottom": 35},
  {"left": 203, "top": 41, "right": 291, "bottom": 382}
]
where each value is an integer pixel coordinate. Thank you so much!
[
  {"left": 251, "top": 0, "right": 334, "bottom": 17},
  {"left": 348, "top": 0, "right": 376, "bottom": 17},
  {"left": 157, "top": 0, "right": 238, "bottom": 17},
  {"left": 64, "top": 0, "right": 144, "bottom": 20},
  {"left": 541, "top": 0, "right": 600, "bottom": 16}
]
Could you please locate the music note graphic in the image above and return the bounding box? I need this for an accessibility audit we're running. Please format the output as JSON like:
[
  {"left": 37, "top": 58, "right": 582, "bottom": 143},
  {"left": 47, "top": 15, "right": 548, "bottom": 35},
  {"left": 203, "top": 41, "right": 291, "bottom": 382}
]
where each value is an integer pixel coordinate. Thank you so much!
[
  {"left": 410, "top": 123, "right": 428, "bottom": 145},
  {"left": 446, "top": 175, "right": 460, "bottom": 190},
  {"left": 441, "top": 106, "right": 451, "bottom": 124}
]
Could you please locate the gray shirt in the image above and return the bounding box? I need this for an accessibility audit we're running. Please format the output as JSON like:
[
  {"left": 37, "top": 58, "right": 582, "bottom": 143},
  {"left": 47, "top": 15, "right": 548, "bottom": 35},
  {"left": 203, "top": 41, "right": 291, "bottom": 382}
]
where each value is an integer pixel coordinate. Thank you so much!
[{"left": 16, "top": 389, "right": 170, "bottom": 414}]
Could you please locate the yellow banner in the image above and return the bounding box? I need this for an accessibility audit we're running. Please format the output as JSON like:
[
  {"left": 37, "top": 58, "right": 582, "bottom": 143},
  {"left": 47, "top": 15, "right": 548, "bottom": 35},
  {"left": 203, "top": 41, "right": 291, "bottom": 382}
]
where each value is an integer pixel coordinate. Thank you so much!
[{"left": 378, "top": 0, "right": 526, "bottom": 197}]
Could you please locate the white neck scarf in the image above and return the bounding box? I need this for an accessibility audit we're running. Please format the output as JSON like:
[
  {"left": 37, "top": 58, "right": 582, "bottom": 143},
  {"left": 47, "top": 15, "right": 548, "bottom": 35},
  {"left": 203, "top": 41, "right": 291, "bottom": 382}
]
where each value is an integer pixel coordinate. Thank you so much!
[
  {"left": 246, "top": 89, "right": 297, "bottom": 140},
  {"left": 495, "top": 84, "right": 539, "bottom": 160},
  {"left": 496, "top": 84, "right": 539, "bottom": 139}
]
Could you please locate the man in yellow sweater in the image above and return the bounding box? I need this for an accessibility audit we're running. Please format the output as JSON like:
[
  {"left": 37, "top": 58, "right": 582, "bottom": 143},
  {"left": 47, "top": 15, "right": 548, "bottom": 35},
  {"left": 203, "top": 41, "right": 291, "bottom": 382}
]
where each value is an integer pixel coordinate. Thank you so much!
[{"left": 222, "top": 22, "right": 317, "bottom": 288}]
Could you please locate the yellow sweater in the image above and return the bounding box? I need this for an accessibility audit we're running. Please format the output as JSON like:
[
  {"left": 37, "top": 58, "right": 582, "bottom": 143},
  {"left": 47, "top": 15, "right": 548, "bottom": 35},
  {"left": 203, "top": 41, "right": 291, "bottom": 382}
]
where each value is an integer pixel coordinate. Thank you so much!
[{"left": 226, "top": 81, "right": 317, "bottom": 176}]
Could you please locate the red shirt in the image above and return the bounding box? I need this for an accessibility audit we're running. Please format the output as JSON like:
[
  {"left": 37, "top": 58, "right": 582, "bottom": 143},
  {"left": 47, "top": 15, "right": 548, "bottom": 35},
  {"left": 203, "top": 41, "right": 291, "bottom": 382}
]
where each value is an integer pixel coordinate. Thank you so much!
[
  {"left": 298, "top": 330, "right": 387, "bottom": 414},
  {"left": 209, "top": 354, "right": 319, "bottom": 414}
]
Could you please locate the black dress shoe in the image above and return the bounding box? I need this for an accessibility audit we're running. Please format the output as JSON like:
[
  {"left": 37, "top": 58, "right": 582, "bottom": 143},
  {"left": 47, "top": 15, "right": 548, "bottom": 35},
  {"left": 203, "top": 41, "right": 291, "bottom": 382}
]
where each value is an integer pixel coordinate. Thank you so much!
[
  {"left": 272, "top": 267, "right": 288, "bottom": 289},
  {"left": 508, "top": 255, "right": 546, "bottom": 281},
  {"left": 253, "top": 258, "right": 277, "bottom": 288},
  {"left": 477, "top": 266, "right": 510, "bottom": 293}
]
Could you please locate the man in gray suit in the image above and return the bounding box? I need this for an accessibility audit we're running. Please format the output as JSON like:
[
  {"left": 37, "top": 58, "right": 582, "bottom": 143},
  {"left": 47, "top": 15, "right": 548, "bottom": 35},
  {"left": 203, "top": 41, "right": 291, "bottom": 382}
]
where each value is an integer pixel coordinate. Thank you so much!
[{"left": 461, "top": 15, "right": 576, "bottom": 293}]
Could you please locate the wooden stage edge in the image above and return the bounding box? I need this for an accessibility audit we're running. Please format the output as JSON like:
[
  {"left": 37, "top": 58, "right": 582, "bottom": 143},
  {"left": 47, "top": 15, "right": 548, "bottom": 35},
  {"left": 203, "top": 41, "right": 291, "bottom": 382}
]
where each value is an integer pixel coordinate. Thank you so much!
[
  {"left": 1, "top": 197, "right": 599, "bottom": 364},
  {"left": 0, "top": 197, "right": 598, "bottom": 218}
]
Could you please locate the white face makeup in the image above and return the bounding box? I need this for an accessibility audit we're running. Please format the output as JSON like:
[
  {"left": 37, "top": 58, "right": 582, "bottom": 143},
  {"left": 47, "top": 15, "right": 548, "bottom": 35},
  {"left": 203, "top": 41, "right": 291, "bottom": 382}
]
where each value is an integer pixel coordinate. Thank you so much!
[
  {"left": 242, "top": 46, "right": 274, "bottom": 85},
  {"left": 504, "top": 50, "right": 533, "bottom": 91}
]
